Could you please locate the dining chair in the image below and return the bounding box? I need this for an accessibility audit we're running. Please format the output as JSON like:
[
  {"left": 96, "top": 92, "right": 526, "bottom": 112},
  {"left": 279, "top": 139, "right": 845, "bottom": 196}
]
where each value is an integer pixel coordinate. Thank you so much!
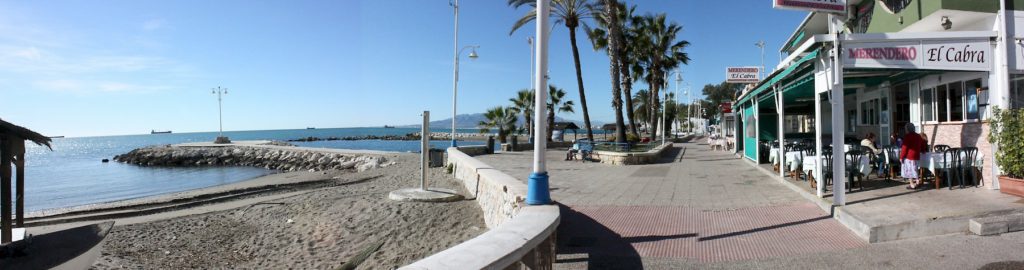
[
  {"left": 846, "top": 149, "right": 866, "bottom": 191},
  {"left": 942, "top": 148, "right": 961, "bottom": 189},
  {"left": 933, "top": 144, "right": 951, "bottom": 153},
  {"left": 819, "top": 147, "right": 834, "bottom": 190},
  {"left": 961, "top": 147, "right": 980, "bottom": 187},
  {"left": 883, "top": 146, "right": 901, "bottom": 180}
]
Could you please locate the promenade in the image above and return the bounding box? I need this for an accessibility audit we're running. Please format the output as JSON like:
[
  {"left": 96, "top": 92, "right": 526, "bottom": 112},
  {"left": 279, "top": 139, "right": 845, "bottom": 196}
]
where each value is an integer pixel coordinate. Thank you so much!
[{"left": 475, "top": 142, "right": 865, "bottom": 268}]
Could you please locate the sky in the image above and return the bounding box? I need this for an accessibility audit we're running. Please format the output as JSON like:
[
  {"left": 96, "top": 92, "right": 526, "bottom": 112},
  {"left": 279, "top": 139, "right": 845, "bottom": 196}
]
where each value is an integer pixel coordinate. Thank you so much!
[{"left": 0, "top": 0, "right": 807, "bottom": 137}]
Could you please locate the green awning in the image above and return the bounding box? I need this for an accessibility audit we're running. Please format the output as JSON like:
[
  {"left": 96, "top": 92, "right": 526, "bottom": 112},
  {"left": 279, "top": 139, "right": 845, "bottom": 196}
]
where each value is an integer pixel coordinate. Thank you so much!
[{"left": 737, "top": 49, "right": 819, "bottom": 106}]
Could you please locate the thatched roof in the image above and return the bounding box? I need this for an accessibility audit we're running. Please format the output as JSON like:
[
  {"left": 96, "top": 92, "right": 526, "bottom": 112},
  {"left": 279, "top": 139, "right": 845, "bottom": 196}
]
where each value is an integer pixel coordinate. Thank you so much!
[
  {"left": 0, "top": 118, "right": 52, "bottom": 150},
  {"left": 601, "top": 124, "right": 618, "bottom": 131},
  {"left": 553, "top": 122, "right": 580, "bottom": 131}
]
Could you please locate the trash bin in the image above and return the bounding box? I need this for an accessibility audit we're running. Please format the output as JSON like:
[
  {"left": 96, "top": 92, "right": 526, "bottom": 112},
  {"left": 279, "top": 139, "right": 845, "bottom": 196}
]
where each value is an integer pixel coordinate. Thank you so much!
[
  {"left": 428, "top": 148, "right": 445, "bottom": 167},
  {"left": 486, "top": 136, "right": 495, "bottom": 154},
  {"left": 510, "top": 135, "right": 518, "bottom": 152}
]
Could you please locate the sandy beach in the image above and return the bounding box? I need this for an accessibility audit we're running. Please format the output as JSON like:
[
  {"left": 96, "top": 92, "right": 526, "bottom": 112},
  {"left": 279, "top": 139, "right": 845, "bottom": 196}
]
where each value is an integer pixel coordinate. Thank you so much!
[{"left": 27, "top": 152, "right": 483, "bottom": 269}]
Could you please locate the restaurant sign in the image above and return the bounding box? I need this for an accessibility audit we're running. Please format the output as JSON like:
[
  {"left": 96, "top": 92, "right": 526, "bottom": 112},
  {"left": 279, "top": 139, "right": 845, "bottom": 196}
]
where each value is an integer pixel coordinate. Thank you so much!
[
  {"left": 843, "top": 39, "right": 992, "bottom": 71},
  {"left": 726, "top": 67, "right": 760, "bottom": 83},
  {"left": 773, "top": 0, "right": 846, "bottom": 14}
]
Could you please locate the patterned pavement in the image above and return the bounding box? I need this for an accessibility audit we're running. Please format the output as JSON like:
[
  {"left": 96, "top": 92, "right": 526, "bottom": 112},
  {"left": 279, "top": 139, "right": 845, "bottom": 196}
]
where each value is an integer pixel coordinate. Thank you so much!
[{"left": 476, "top": 142, "right": 867, "bottom": 268}]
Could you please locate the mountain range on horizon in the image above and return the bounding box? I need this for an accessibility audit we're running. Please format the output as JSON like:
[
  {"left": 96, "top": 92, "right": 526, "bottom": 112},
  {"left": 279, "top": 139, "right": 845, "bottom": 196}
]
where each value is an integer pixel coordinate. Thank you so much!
[{"left": 397, "top": 113, "right": 607, "bottom": 130}]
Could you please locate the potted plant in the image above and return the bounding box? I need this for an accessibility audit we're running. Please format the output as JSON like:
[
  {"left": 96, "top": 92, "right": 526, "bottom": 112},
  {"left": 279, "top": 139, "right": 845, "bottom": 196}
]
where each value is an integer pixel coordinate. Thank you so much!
[{"left": 988, "top": 107, "right": 1024, "bottom": 197}]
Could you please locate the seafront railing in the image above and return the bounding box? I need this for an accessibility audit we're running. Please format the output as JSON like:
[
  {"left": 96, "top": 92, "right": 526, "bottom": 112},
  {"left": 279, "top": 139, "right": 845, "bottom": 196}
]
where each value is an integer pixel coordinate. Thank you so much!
[{"left": 401, "top": 147, "right": 559, "bottom": 269}]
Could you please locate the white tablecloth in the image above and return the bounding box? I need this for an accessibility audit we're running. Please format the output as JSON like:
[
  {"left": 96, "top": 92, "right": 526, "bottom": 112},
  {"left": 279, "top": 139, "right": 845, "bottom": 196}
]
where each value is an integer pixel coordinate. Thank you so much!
[
  {"left": 769, "top": 148, "right": 805, "bottom": 170},
  {"left": 801, "top": 154, "right": 871, "bottom": 182}
]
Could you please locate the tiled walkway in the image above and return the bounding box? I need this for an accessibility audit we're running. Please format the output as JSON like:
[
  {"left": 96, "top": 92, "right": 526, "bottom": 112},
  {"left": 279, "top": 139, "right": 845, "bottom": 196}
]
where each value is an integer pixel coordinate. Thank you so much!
[{"left": 475, "top": 143, "right": 866, "bottom": 268}]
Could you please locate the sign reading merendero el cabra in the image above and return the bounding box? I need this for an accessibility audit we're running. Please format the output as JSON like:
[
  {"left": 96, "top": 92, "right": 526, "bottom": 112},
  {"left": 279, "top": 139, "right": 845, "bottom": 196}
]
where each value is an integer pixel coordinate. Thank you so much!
[
  {"left": 726, "top": 67, "right": 760, "bottom": 83},
  {"left": 843, "top": 38, "right": 992, "bottom": 71}
]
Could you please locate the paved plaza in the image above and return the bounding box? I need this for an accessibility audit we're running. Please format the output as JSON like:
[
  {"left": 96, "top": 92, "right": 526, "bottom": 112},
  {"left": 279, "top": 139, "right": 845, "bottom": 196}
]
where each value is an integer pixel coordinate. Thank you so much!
[{"left": 475, "top": 141, "right": 1024, "bottom": 269}]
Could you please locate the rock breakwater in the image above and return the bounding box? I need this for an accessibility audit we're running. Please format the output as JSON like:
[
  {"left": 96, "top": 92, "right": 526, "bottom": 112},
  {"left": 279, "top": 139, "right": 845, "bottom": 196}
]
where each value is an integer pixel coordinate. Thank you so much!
[{"left": 114, "top": 145, "right": 389, "bottom": 172}]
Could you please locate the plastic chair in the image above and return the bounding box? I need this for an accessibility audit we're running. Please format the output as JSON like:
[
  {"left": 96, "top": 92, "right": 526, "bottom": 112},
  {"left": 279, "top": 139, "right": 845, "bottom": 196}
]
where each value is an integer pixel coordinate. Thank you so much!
[
  {"left": 961, "top": 147, "right": 980, "bottom": 187},
  {"left": 846, "top": 149, "right": 866, "bottom": 191},
  {"left": 941, "top": 148, "right": 960, "bottom": 189},
  {"left": 883, "top": 146, "right": 901, "bottom": 180},
  {"left": 819, "top": 148, "right": 834, "bottom": 190},
  {"left": 933, "top": 144, "right": 951, "bottom": 154}
]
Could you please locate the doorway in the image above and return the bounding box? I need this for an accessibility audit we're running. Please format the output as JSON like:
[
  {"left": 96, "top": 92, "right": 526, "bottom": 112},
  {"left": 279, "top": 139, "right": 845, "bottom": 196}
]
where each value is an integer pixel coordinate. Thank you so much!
[{"left": 892, "top": 83, "right": 911, "bottom": 141}]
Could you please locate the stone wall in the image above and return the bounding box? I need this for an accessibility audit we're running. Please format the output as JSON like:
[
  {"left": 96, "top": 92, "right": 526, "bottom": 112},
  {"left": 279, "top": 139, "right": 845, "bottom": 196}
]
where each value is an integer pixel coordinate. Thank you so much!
[
  {"left": 594, "top": 142, "right": 674, "bottom": 165},
  {"left": 500, "top": 141, "right": 574, "bottom": 152},
  {"left": 114, "top": 145, "right": 389, "bottom": 172},
  {"left": 401, "top": 147, "right": 559, "bottom": 269},
  {"left": 455, "top": 145, "right": 490, "bottom": 157},
  {"left": 920, "top": 122, "right": 994, "bottom": 186}
]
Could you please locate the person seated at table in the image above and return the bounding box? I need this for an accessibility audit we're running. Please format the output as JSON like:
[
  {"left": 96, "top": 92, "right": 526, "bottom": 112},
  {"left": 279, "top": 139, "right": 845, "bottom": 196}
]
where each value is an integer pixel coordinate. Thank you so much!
[
  {"left": 890, "top": 132, "right": 902, "bottom": 149},
  {"left": 566, "top": 140, "right": 578, "bottom": 161},
  {"left": 900, "top": 123, "right": 926, "bottom": 189},
  {"left": 861, "top": 133, "right": 883, "bottom": 177}
]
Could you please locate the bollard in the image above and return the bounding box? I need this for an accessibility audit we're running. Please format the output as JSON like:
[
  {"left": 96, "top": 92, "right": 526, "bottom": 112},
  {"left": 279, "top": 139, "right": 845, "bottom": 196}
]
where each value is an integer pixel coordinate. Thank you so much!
[{"left": 511, "top": 135, "right": 519, "bottom": 152}]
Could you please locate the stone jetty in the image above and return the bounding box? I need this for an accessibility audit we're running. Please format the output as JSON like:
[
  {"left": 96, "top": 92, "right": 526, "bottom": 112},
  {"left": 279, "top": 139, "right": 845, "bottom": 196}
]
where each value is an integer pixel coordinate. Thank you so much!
[
  {"left": 287, "top": 132, "right": 495, "bottom": 142},
  {"left": 114, "top": 145, "right": 389, "bottom": 172}
]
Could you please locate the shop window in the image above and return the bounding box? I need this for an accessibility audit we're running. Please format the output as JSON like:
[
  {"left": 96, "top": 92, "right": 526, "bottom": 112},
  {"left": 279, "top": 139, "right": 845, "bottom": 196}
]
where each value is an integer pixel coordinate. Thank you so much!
[
  {"left": 860, "top": 99, "right": 879, "bottom": 125},
  {"left": 937, "top": 85, "right": 948, "bottom": 122},
  {"left": 949, "top": 82, "right": 963, "bottom": 121},
  {"left": 965, "top": 79, "right": 981, "bottom": 120},
  {"left": 922, "top": 88, "right": 934, "bottom": 122},
  {"left": 1012, "top": 75, "right": 1024, "bottom": 109}
]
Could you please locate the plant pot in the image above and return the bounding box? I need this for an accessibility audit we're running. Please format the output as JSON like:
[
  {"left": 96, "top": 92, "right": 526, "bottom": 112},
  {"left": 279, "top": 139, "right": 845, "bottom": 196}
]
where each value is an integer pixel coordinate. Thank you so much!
[{"left": 999, "top": 175, "right": 1024, "bottom": 197}]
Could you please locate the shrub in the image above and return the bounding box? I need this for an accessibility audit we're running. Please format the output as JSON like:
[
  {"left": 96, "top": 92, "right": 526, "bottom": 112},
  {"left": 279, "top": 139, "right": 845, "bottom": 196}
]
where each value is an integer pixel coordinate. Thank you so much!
[
  {"left": 988, "top": 107, "right": 1024, "bottom": 179},
  {"left": 626, "top": 133, "right": 640, "bottom": 143}
]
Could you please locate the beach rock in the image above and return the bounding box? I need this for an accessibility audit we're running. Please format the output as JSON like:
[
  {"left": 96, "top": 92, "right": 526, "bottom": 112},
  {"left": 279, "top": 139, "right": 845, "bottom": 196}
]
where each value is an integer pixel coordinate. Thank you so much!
[{"left": 114, "top": 146, "right": 388, "bottom": 173}]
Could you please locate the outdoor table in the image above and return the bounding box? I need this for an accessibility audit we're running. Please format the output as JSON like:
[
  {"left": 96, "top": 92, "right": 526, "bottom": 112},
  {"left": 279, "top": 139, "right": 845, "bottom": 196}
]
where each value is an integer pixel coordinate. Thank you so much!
[
  {"left": 769, "top": 148, "right": 804, "bottom": 171},
  {"left": 906, "top": 151, "right": 985, "bottom": 189},
  {"left": 801, "top": 154, "right": 870, "bottom": 185}
]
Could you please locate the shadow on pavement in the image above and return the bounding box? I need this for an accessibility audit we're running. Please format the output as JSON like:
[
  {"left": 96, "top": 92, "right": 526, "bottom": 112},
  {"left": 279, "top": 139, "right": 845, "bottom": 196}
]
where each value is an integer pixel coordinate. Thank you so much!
[
  {"left": 556, "top": 203, "right": 645, "bottom": 269},
  {"left": 697, "top": 215, "right": 832, "bottom": 242}
]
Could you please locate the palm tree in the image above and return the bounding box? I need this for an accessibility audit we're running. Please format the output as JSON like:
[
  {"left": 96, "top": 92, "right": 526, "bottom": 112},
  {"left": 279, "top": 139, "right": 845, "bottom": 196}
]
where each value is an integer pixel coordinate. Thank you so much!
[
  {"left": 636, "top": 14, "right": 691, "bottom": 139},
  {"left": 546, "top": 85, "right": 575, "bottom": 142},
  {"left": 601, "top": 0, "right": 626, "bottom": 143},
  {"left": 585, "top": 1, "right": 640, "bottom": 137},
  {"left": 509, "top": 89, "right": 535, "bottom": 138},
  {"left": 632, "top": 89, "right": 650, "bottom": 131},
  {"left": 509, "top": 0, "right": 601, "bottom": 142},
  {"left": 478, "top": 106, "right": 518, "bottom": 143}
]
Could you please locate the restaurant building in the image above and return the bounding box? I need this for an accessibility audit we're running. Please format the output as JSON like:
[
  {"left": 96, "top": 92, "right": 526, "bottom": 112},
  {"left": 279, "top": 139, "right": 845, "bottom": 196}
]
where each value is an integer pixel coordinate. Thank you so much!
[{"left": 734, "top": 0, "right": 1024, "bottom": 200}]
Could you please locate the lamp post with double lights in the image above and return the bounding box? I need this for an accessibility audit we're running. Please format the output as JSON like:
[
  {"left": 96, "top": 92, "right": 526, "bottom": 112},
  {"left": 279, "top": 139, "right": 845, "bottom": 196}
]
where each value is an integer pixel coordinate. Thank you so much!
[
  {"left": 449, "top": 0, "right": 479, "bottom": 147},
  {"left": 212, "top": 86, "right": 230, "bottom": 144}
]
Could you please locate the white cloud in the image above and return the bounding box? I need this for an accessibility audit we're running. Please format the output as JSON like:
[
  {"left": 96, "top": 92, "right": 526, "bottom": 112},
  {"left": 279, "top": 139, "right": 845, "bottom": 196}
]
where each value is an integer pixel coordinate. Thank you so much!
[{"left": 141, "top": 19, "right": 166, "bottom": 32}]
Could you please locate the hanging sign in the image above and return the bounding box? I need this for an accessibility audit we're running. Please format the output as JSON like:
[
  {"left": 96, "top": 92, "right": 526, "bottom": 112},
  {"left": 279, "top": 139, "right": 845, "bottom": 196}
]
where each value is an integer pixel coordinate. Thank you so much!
[
  {"left": 726, "top": 67, "right": 760, "bottom": 83},
  {"left": 843, "top": 38, "right": 992, "bottom": 71},
  {"left": 773, "top": 0, "right": 847, "bottom": 14}
]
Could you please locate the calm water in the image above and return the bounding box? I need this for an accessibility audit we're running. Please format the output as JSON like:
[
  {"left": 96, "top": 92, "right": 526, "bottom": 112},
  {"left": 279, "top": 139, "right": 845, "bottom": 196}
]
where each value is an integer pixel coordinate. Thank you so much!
[{"left": 22, "top": 127, "right": 485, "bottom": 212}]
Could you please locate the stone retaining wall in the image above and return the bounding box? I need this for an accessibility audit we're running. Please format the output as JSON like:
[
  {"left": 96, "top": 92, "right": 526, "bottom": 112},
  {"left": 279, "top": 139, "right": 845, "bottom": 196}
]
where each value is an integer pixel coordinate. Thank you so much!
[
  {"left": 595, "top": 142, "right": 674, "bottom": 165},
  {"left": 114, "top": 145, "right": 389, "bottom": 172},
  {"left": 402, "top": 147, "right": 559, "bottom": 269}
]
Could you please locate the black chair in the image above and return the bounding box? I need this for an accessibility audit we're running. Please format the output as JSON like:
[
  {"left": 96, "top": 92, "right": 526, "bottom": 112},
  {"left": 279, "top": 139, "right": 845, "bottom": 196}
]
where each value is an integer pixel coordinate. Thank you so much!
[
  {"left": 961, "top": 147, "right": 980, "bottom": 187},
  {"left": 941, "top": 148, "right": 960, "bottom": 190},
  {"left": 933, "top": 144, "right": 951, "bottom": 154},
  {"left": 820, "top": 148, "right": 834, "bottom": 190},
  {"left": 883, "top": 146, "right": 901, "bottom": 180},
  {"left": 846, "top": 150, "right": 866, "bottom": 191}
]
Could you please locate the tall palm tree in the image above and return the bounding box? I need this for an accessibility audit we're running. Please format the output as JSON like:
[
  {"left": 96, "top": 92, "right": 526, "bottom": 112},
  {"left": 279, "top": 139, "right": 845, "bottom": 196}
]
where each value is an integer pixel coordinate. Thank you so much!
[
  {"left": 509, "top": 0, "right": 601, "bottom": 142},
  {"left": 509, "top": 89, "right": 535, "bottom": 138},
  {"left": 637, "top": 14, "right": 691, "bottom": 139},
  {"left": 546, "top": 85, "right": 575, "bottom": 142},
  {"left": 585, "top": 1, "right": 640, "bottom": 137},
  {"left": 632, "top": 89, "right": 650, "bottom": 131},
  {"left": 598, "top": 0, "right": 626, "bottom": 143},
  {"left": 478, "top": 106, "right": 518, "bottom": 143}
]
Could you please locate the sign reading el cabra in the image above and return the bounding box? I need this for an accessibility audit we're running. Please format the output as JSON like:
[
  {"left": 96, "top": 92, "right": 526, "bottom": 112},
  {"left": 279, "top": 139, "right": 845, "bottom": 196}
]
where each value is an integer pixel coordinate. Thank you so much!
[
  {"left": 773, "top": 0, "right": 846, "bottom": 13},
  {"left": 843, "top": 38, "right": 992, "bottom": 71},
  {"left": 726, "top": 67, "right": 760, "bottom": 83}
]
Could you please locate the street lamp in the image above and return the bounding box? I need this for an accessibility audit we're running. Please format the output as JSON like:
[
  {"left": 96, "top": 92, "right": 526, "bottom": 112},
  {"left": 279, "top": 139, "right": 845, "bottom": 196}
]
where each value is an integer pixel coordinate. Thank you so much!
[
  {"left": 661, "top": 73, "right": 669, "bottom": 145},
  {"left": 212, "top": 86, "right": 230, "bottom": 144},
  {"left": 755, "top": 40, "right": 767, "bottom": 79},
  {"left": 450, "top": 0, "right": 480, "bottom": 147},
  {"left": 674, "top": 71, "right": 682, "bottom": 138}
]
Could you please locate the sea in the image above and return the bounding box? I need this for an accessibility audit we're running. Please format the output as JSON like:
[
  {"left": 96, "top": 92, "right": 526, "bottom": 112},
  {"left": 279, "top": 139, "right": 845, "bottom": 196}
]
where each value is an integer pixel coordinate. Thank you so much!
[{"left": 21, "top": 127, "right": 489, "bottom": 213}]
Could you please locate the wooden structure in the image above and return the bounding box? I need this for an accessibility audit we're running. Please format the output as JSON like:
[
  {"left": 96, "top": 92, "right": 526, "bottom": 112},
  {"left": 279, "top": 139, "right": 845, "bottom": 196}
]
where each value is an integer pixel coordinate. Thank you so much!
[
  {"left": 552, "top": 122, "right": 580, "bottom": 141},
  {"left": 0, "top": 119, "right": 51, "bottom": 243}
]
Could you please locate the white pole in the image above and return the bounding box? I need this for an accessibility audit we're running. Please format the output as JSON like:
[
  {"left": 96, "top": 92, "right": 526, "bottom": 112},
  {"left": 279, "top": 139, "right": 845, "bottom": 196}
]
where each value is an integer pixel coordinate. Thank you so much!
[
  {"left": 529, "top": 37, "right": 535, "bottom": 139},
  {"left": 662, "top": 73, "right": 668, "bottom": 145},
  {"left": 450, "top": 0, "right": 460, "bottom": 148},
  {"left": 422, "top": 111, "right": 429, "bottom": 190},
  {"left": 778, "top": 86, "right": 785, "bottom": 179},
  {"left": 993, "top": 0, "right": 1013, "bottom": 189},
  {"left": 829, "top": 13, "right": 846, "bottom": 206},
  {"left": 527, "top": 0, "right": 551, "bottom": 205},
  {"left": 217, "top": 87, "right": 223, "bottom": 137}
]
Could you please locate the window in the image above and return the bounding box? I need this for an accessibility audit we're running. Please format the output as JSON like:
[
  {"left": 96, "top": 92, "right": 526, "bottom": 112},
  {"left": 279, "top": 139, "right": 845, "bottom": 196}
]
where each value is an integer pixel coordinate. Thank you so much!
[
  {"left": 965, "top": 79, "right": 980, "bottom": 120},
  {"left": 1012, "top": 75, "right": 1024, "bottom": 109},
  {"left": 922, "top": 88, "right": 934, "bottom": 122},
  {"left": 860, "top": 99, "right": 880, "bottom": 125},
  {"left": 861, "top": 102, "right": 869, "bottom": 125},
  {"left": 937, "top": 85, "right": 948, "bottom": 122},
  {"left": 949, "top": 82, "right": 963, "bottom": 121}
]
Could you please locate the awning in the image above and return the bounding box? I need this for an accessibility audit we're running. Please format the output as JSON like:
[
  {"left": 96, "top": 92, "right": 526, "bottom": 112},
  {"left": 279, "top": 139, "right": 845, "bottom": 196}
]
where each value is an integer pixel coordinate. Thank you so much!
[{"left": 737, "top": 49, "right": 819, "bottom": 106}]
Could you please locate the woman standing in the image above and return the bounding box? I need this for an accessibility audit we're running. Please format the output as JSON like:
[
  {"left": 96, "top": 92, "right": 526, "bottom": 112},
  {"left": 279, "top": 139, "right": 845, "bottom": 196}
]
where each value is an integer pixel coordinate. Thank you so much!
[{"left": 900, "top": 123, "right": 926, "bottom": 189}]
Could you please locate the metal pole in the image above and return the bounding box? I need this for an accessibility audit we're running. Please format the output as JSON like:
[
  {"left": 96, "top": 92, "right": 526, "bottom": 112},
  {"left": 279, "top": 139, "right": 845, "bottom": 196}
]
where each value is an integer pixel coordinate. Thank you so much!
[
  {"left": 527, "top": 0, "right": 550, "bottom": 205},
  {"left": 529, "top": 37, "right": 535, "bottom": 139},
  {"left": 451, "top": 0, "right": 460, "bottom": 148},
  {"left": 213, "top": 86, "right": 226, "bottom": 138},
  {"left": 756, "top": 40, "right": 767, "bottom": 79},
  {"left": 422, "top": 111, "right": 429, "bottom": 190},
  {"left": 662, "top": 73, "right": 668, "bottom": 145}
]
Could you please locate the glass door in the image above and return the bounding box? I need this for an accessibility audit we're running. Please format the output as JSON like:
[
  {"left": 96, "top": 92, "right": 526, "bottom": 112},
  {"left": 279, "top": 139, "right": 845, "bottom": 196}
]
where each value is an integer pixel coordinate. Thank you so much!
[{"left": 879, "top": 87, "right": 890, "bottom": 146}]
